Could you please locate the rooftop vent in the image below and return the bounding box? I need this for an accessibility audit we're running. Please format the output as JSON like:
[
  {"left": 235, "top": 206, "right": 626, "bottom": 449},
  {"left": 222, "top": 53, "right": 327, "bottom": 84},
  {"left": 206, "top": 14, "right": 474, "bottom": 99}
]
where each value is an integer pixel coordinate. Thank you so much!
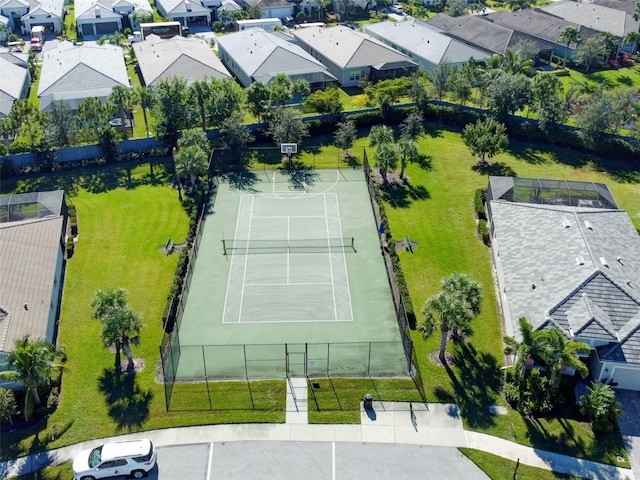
[
  {"left": 576, "top": 255, "right": 585, "bottom": 266},
  {"left": 95, "top": 6, "right": 101, "bottom": 17},
  {"left": 584, "top": 220, "right": 593, "bottom": 230},
  {"left": 617, "top": 256, "right": 624, "bottom": 265},
  {"left": 186, "top": 0, "right": 192, "bottom": 11},
  {"left": 562, "top": 218, "right": 571, "bottom": 228},
  {"left": 600, "top": 256, "right": 609, "bottom": 267},
  {"left": 628, "top": 281, "right": 634, "bottom": 288}
]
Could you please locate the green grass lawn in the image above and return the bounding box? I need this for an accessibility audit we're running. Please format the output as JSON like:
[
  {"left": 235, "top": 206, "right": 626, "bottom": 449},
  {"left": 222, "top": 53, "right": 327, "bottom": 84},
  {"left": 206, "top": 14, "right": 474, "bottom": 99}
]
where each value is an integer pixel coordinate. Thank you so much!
[
  {"left": 379, "top": 124, "right": 634, "bottom": 466},
  {"left": 62, "top": 7, "right": 77, "bottom": 41},
  {"left": 460, "top": 448, "right": 587, "bottom": 480},
  {"left": 559, "top": 64, "right": 640, "bottom": 93},
  {"left": 126, "top": 63, "right": 149, "bottom": 139},
  {"left": 0, "top": 158, "right": 285, "bottom": 459}
]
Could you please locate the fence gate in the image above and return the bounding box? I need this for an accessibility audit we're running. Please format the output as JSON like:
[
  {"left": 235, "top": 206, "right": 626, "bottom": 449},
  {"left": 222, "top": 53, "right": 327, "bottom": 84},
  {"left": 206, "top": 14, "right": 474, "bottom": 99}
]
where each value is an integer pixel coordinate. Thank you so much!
[{"left": 285, "top": 343, "right": 307, "bottom": 378}]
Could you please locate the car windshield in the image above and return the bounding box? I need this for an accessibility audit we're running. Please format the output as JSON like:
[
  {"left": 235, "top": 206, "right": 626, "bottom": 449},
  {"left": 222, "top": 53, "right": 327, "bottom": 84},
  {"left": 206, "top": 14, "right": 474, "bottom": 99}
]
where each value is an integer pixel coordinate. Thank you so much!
[{"left": 88, "top": 446, "right": 103, "bottom": 468}]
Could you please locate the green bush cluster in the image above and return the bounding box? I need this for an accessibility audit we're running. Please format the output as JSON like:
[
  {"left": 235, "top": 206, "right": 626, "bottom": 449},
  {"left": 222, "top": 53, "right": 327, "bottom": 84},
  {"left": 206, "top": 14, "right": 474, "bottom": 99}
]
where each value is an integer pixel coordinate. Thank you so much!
[
  {"left": 477, "top": 220, "right": 490, "bottom": 247},
  {"left": 368, "top": 170, "right": 416, "bottom": 327},
  {"left": 67, "top": 204, "right": 78, "bottom": 236},
  {"left": 0, "top": 143, "right": 7, "bottom": 156},
  {"left": 503, "top": 368, "right": 554, "bottom": 416},
  {"left": 474, "top": 189, "right": 486, "bottom": 221},
  {"left": 8, "top": 139, "right": 30, "bottom": 154},
  {"left": 65, "top": 236, "right": 74, "bottom": 258},
  {"left": 0, "top": 159, "right": 15, "bottom": 178}
]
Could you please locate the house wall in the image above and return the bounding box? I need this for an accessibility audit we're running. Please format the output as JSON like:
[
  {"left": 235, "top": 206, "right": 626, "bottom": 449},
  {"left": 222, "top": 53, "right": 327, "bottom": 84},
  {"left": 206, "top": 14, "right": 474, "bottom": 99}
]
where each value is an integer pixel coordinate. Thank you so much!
[
  {"left": 295, "top": 41, "right": 353, "bottom": 86},
  {"left": 22, "top": 14, "right": 62, "bottom": 35},
  {"left": 1, "top": 6, "right": 28, "bottom": 33},
  {"left": 260, "top": 5, "right": 292, "bottom": 18},
  {"left": 610, "top": 365, "right": 640, "bottom": 390},
  {"left": 46, "top": 244, "right": 65, "bottom": 344},
  {"left": 218, "top": 44, "right": 252, "bottom": 87}
]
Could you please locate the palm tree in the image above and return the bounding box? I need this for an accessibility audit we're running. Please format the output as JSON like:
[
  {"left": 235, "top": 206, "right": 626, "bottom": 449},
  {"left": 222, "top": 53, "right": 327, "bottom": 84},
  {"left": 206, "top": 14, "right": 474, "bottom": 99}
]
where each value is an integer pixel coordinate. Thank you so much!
[
  {"left": 189, "top": 79, "right": 212, "bottom": 131},
  {"left": 373, "top": 142, "right": 398, "bottom": 186},
  {"left": 397, "top": 137, "right": 419, "bottom": 180},
  {"left": 543, "top": 328, "right": 590, "bottom": 388},
  {"left": 134, "top": 86, "right": 156, "bottom": 138},
  {"left": 558, "top": 26, "right": 582, "bottom": 67},
  {"left": 91, "top": 287, "right": 128, "bottom": 320},
  {"left": 624, "top": 31, "right": 640, "bottom": 54},
  {"left": 108, "top": 85, "right": 133, "bottom": 138},
  {"left": 634, "top": 1, "right": 640, "bottom": 31},
  {"left": 368, "top": 124, "right": 394, "bottom": 148},
  {"left": 101, "top": 304, "right": 143, "bottom": 373},
  {"left": 503, "top": 317, "right": 554, "bottom": 377},
  {"left": 318, "top": 0, "right": 332, "bottom": 20},
  {"left": 418, "top": 273, "right": 482, "bottom": 364},
  {"left": 92, "top": 288, "right": 143, "bottom": 372},
  {"left": 0, "top": 336, "right": 64, "bottom": 419},
  {"left": 400, "top": 111, "right": 424, "bottom": 141}
]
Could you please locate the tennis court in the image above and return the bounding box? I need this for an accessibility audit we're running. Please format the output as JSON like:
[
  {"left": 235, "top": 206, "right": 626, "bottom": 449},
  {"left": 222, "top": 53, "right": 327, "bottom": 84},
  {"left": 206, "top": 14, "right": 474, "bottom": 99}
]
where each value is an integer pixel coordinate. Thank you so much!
[{"left": 171, "top": 168, "right": 408, "bottom": 380}]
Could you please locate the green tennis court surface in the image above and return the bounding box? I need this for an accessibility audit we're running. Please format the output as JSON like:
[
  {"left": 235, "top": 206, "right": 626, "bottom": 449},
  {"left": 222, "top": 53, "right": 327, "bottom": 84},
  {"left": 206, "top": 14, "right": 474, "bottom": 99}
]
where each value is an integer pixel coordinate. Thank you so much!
[{"left": 172, "top": 169, "right": 408, "bottom": 379}]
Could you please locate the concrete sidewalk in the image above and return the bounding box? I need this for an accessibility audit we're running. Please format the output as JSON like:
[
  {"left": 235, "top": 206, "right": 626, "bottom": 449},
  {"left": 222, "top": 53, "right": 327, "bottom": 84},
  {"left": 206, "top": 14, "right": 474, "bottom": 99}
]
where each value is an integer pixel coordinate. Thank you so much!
[{"left": 1, "top": 401, "right": 634, "bottom": 480}]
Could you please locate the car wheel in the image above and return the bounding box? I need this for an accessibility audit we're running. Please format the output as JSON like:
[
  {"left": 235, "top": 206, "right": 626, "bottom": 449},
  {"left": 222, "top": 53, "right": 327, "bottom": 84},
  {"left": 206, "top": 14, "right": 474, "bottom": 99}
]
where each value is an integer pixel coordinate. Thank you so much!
[
  {"left": 131, "top": 470, "right": 146, "bottom": 479},
  {"left": 80, "top": 476, "right": 95, "bottom": 480}
]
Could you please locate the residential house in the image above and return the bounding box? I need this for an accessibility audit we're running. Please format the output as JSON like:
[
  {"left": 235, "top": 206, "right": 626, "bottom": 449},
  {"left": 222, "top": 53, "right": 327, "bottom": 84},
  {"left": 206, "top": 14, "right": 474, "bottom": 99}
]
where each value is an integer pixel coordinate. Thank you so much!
[
  {"left": 426, "top": 13, "right": 555, "bottom": 57},
  {"left": 0, "top": 51, "right": 30, "bottom": 117},
  {"left": 75, "top": 0, "right": 153, "bottom": 37},
  {"left": 37, "top": 41, "right": 129, "bottom": 111},
  {"left": 593, "top": 0, "right": 638, "bottom": 16},
  {"left": 237, "top": 0, "right": 295, "bottom": 19},
  {"left": 0, "top": 190, "right": 67, "bottom": 354},
  {"left": 216, "top": 0, "right": 242, "bottom": 23},
  {"left": 363, "top": 19, "right": 491, "bottom": 74},
  {"left": 134, "top": 34, "right": 231, "bottom": 86},
  {"left": 488, "top": 176, "right": 640, "bottom": 391},
  {"left": 483, "top": 10, "right": 599, "bottom": 62},
  {"left": 217, "top": 28, "right": 336, "bottom": 88},
  {"left": 539, "top": 2, "right": 639, "bottom": 39},
  {"left": 0, "top": 0, "right": 64, "bottom": 35},
  {"left": 292, "top": 25, "right": 418, "bottom": 87},
  {"left": 155, "top": 0, "right": 211, "bottom": 27}
]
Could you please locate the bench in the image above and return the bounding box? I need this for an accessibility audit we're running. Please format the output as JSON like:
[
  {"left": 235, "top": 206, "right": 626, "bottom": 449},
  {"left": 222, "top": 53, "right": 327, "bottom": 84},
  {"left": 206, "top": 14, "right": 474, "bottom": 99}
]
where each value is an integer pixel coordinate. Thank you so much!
[{"left": 165, "top": 238, "right": 174, "bottom": 254}]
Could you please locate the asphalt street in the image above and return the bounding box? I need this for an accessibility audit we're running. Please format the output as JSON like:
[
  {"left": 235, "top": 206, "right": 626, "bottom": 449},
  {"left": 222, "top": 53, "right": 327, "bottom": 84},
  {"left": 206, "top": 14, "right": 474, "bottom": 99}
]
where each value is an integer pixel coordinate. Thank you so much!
[{"left": 140, "top": 442, "right": 490, "bottom": 480}]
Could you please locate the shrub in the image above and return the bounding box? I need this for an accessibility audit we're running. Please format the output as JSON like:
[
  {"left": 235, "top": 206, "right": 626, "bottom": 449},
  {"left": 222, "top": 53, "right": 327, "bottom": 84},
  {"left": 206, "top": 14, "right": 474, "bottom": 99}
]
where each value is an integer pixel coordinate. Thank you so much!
[
  {"left": 477, "top": 219, "right": 490, "bottom": 246},
  {"left": 0, "top": 142, "right": 7, "bottom": 156},
  {"left": 504, "top": 368, "right": 553, "bottom": 415},
  {"left": 66, "top": 236, "right": 75, "bottom": 258},
  {"left": 9, "top": 139, "right": 30, "bottom": 154},
  {"left": 68, "top": 204, "right": 78, "bottom": 236},
  {"left": 474, "top": 189, "right": 486, "bottom": 220},
  {"left": 0, "top": 388, "right": 18, "bottom": 425},
  {"left": 579, "top": 381, "right": 623, "bottom": 433}
]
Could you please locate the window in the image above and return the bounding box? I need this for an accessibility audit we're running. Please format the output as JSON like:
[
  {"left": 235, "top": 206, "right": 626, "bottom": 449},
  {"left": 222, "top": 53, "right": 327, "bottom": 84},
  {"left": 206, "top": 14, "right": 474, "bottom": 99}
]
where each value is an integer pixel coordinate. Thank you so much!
[
  {"left": 349, "top": 70, "right": 364, "bottom": 81},
  {"left": 100, "top": 459, "right": 127, "bottom": 469}
]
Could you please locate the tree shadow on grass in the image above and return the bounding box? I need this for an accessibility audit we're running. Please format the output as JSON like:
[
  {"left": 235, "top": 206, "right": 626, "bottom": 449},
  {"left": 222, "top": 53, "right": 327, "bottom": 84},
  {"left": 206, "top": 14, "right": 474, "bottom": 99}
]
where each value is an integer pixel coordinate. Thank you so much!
[
  {"left": 471, "top": 161, "right": 517, "bottom": 177},
  {"left": 424, "top": 123, "right": 446, "bottom": 139},
  {"left": 616, "top": 75, "right": 634, "bottom": 87},
  {"left": 506, "top": 144, "right": 549, "bottom": 165},
  {"left": 433, "top": 343, "right": 502, "bottom": 430},
  {"left": 98, "top": 368, "right": 152, "bottom": 433},
  {"left": 382, "top": 183, "right": 430, "bottom": 208}
]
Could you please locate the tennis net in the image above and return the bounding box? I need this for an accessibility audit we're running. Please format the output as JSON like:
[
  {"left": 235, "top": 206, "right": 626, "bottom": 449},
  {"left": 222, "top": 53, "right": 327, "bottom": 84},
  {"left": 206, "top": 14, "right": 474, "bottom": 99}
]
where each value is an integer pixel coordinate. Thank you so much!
[{"left": 222, "top": 237, "right": 356, "bottom": 255}]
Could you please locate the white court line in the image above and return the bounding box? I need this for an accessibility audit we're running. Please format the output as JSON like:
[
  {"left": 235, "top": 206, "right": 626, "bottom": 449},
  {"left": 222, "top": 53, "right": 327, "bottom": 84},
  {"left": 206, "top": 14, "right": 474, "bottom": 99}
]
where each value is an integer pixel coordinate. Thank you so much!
[
  {"left": 251, "top": 215, "right": 326, "bottom": 219},
  {"left": 237, "top": 195, "right": 255, "bottom": 324},
  {"left": 323, "top": 193, "right": 338, "bottom": 321},
  {"left": 335, "top": 193, "right": 355, "bottom": 322},
  {"left": 244, "top": 282, "right": 333, "bottom": 286},
  {"left": 235, "top": 318, "right": 352, "bottom": 324},
  {"left": 332, "top": 442, "right": 336, "bottom": 480},
  {"left": 221, "top": 195, "right": 247, "bottom": 324},
  {"left": 206, "top": 442, "right": 214, "bottom": 480},
  {"left": 259, "top": 170, "right": 341, "bottom": 200},
  {"left": 287, "top": 216, "right": 290, "bottom": 284}
]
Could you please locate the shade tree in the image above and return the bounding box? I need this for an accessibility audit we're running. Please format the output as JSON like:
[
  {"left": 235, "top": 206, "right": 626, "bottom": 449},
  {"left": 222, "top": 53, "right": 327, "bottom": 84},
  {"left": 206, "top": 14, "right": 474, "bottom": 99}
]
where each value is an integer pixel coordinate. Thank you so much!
[{"left": 462, "top": 117, "right": 509, "bottom": 163}]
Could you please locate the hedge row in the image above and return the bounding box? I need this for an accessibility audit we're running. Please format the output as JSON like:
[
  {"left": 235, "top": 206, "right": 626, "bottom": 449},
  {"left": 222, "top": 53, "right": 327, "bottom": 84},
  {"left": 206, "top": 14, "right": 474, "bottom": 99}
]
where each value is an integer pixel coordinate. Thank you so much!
[
  {"left": 477, "top": 220, "right": 490, "bottom": 247},
  {"left": 163, "top": 187, "right": 207, "bottom": 331},
  {"left": 474, "top": 189, "right": 487, "bottom": 221},
  {"left": 368, "top": 174, "right": 417, "bottom": 327}
]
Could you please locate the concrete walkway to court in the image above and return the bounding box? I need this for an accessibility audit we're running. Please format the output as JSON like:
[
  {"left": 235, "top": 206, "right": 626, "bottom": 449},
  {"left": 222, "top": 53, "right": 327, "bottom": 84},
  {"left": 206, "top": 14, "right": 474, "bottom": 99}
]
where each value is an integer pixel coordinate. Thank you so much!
[{"left": 1, "top": 399, "right": 634, "bottom": 480}]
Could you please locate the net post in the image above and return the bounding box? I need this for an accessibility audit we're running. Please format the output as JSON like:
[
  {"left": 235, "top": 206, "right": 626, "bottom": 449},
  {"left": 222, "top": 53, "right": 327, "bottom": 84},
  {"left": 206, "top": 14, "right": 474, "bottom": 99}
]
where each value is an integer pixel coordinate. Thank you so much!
[
  {"left": 222, "top": 239, "right": 227, "bottom": 255},
  {"left": 351, "top": 237, "right": 355, "bottom": 251}
]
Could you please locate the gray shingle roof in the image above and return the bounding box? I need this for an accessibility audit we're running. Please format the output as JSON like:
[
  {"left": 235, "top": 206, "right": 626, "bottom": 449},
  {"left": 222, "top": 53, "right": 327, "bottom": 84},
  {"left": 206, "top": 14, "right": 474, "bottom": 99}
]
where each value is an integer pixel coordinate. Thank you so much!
[
  {"left": 540, "top": 1, "right": 639, "bottom": 37},
  {"left": 38, "top": 42, "right": 129, "bottom": 108},
  {"left": 156, "top": 0, "right": 208, "bottom": 14},
  {"left": 490, "top": 176, "right": 640, "bottom": 366},
  {"left": 0, "top": 55, "right": 28, "bottom": 114},
  {"left": 426, "top": 13, "right": 555, "bottom": 55},
  {"left": 363, "top": 19, "right": 491, "bottom": 66},
  {"left": 134, "top": 35, "right": 231, "bottom": 86},
  {"left": 74, "top": 0, "right": 152, "bottom": 18},
  {"left": 0, "top": 191, "right": 65, "bottom": 352},
  {"left": 594, "top": 0, "right": 638, "bottom": 15},
  {"left": 218, "top": 28, "right": 336, "bottom": 83},
  {"left": 484, "top": 9, "right": 600, "bottom": 46},
  {"left": 293, "top": 26, "right": 418, "bottom": 69}
]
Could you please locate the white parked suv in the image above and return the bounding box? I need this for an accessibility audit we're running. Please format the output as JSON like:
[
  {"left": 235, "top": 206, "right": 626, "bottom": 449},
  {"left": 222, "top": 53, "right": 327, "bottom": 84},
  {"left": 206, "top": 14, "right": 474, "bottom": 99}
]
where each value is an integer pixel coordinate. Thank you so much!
[
  {"left": 72, "top": 439, "right": 157, "bottom": 480},
  {"left": 390, "top": 4, "right": 404, "bottom": 14}
]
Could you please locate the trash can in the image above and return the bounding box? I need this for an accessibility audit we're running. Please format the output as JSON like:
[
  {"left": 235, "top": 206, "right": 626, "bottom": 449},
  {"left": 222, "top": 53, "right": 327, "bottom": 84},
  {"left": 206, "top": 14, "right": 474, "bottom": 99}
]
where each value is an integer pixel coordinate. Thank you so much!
[{"left": 363, "top": 394, "right": 373, "bottom": 410}]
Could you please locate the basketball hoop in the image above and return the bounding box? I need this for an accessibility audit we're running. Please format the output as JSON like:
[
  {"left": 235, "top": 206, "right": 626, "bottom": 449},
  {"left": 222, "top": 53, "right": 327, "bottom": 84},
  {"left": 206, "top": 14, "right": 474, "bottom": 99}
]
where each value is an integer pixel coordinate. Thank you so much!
[{"left": 281, "top": 143, "right": 298, "bottom": 169}]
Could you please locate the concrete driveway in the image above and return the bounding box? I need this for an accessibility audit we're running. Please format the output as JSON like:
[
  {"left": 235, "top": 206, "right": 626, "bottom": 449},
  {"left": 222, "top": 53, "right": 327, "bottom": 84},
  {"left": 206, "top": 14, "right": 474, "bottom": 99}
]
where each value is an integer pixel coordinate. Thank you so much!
[{"left": 616, "top": 389, "right": 640, "bottom": 479}]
